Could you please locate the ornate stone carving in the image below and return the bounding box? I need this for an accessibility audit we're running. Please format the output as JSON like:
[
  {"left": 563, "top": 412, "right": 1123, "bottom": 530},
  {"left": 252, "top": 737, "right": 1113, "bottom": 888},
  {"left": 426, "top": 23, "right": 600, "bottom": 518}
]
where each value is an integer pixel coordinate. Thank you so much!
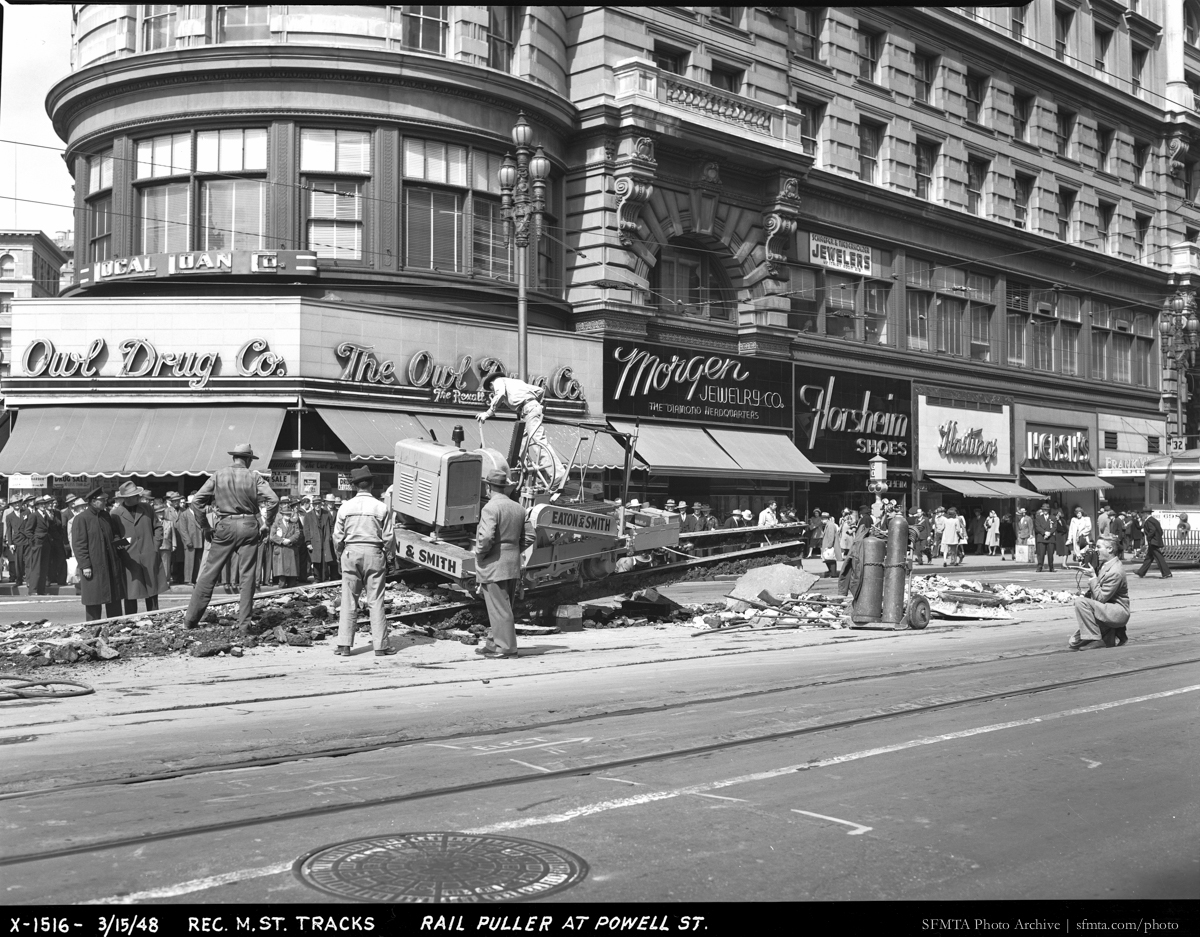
[
  {"left": 762, "top": 174, "right": 803, "bottom": 279},
  {"left": 614, "top": 135, "right": 658, "bottom": 248},
  {"left": 1168, "top": 129, "right": 1192, "bottom": 176}
]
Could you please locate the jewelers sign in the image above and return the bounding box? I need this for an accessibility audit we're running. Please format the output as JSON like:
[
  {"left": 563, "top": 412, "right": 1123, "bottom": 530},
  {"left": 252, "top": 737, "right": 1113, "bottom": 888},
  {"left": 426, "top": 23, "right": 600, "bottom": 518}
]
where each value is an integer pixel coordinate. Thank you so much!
[
  {"left": 808, "top": 233, "right": 873, "bottom": 277},
  {"left": 603, "top": 339, "right": 792, "bottom": 429}
]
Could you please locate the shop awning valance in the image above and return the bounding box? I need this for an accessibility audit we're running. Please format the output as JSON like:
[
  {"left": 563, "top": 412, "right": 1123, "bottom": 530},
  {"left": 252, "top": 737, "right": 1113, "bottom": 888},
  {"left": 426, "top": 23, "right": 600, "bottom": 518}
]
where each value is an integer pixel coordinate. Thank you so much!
[
  {"left": 317, "top": 408, "right": 428, "bottom": 461},
  {"left": 928, "top": 475, "right": 1004, "bottom": 498},
  {"left": 610, "top": 421, "right": 826, "bottom": 480},
  {"left": 610, "top": 420, "right": 741, "bottom": 477},
  {"left": 0, "top": 407, "right": 146, "bottom": 476},
  {"left": 1025, "top": 473, "right": 1114, "bottom": 492},
  {"left": 707, "top": 428, "right": 827, "bottom": 482},
  {"left": 0, "top": 406, "right": 286, "bottom": 477},
  {"left": 976, "top": 480, "right": 1042, "bottom": 498},
  {"left": 540, "top": 423, "right": 629, "bottom": 471}
]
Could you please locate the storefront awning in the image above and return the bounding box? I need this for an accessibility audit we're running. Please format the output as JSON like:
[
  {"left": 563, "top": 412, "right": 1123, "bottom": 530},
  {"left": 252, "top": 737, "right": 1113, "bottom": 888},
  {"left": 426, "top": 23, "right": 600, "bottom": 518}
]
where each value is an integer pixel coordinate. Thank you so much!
[
  {"left": 0, "top": 407, "right": 147, "bottom": 476},
  {"left": 126, "top": 406, "right": 286, "bottom": 476},
  {"left": 707, "top": 428, "right": 827, "bottom": 481},
  {"left": 541, "top": 423, "right": 629, "bottom": 470},
  {"left": 1025, "top": 473, "right": 1112, "bottom": 492},
  {"left": 975, "top": 480, "right": 1042, "bottom": 498},
  {"left": 929, "top": 475, "right": 1004, "bottom": 498},
  {"left": 0, "top": 406, "right": 286, "bottom": 477},
  {"left": 317, "top": 408, "right": 428, "bottom": 461},
  {"left": 610, "top": 420, "right": 741, "bottom": 477}
]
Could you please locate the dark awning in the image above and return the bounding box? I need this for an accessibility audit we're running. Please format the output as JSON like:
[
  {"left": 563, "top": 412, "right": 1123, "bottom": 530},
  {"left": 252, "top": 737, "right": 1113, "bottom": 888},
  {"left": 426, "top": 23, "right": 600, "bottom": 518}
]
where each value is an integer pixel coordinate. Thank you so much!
[
  {"left": 707, "top": 428, "right": 827, "bottom": 481},
  {"left": 126, "top": 406, "right": 286, "bottom": 476},
  {"left": 975, "top": 479, "right": 1042, "bottom": 498},
  {"left": 0, "top": 407, "right": 146, "bottom": 476},
  {"left": 929, "top": 475, "right": 1003, "bottom": 497},
  {"left": 0, "top": 406, "right": 286, "bottom": 477},
  {"left": 317, "top": 408, "right": 428, "bottom": 461},
  {"left": 1026, "top": 473, "right": 1114, "bottom": 492}
]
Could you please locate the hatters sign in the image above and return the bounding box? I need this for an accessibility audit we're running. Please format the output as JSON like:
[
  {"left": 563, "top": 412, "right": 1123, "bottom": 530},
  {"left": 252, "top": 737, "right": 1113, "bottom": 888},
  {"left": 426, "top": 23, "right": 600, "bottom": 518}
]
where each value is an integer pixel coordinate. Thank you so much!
[
  {"left": 795, "top": 367, "right": 911, "bottom": 467},
  {"left": 917, "top": 396, "right": 1012, "bottom": 475},
  {"left": 603, "top": 339, "right": 792, "bottom": 428}
]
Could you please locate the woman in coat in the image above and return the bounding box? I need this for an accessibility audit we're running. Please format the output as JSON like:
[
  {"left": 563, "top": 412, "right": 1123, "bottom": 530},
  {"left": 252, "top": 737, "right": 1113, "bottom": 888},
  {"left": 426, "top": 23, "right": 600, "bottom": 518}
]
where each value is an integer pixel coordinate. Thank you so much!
[
  {"left": 1066, "top": 506, "right": 1093, "bottom": 568},
  {"left": 1051, "top": 507, "right": 1069, "bottom": 563},
  {"left": 998, "top": 513, "right": 1016, "bottom": 562},
  {"left": 820, "top": 513, "right": 839, "bottom": 578},
  {"left": 108, "top": 482, "right": 165, "bottom": 613},
  {"left": 270, "top": 502, "right": 304, "bottom": 587},
  {"left": 837, "top": 510, "right": 855, "bottom": 560},
  {"left": 70, "top": 487, "right": 125, "bottom": 620},
  {"left": 984, "top": 510, "right": 1000, "bottom": 556},
  {"left": 941, "top": 507, "right": 963, "bottom": 566}
]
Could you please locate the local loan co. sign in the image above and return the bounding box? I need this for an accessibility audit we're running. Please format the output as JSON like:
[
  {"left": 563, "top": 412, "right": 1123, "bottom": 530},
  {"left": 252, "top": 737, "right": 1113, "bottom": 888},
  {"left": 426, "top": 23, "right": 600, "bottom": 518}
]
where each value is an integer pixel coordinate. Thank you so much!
[
  {"left": 333, "top": 343, "right": 587, "bottom": 407},
  {"left": 603, "top": 339, "right": 792, "bottom": 429},
  {"left": 75, "top": 250, "right": 319, "bottom": 287},
  {"left": 20, "top": 337, "right": 287, "bottom": 388}
]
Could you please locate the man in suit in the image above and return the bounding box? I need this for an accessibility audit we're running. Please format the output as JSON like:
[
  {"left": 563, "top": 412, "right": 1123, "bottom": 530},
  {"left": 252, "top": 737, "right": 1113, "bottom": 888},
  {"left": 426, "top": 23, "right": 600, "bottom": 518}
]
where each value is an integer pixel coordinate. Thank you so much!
[
  {"left": 333, "top": 466, "right": 395, "bottom": 657},
  {"left": 1069, "top": 536, "right": 1130, "bottom": 650},
  {"left": 24, "top": 495, "right": 51, "bottom": 595},
  {"left": 8, "top": 496, "right": 31, "bottom": 585},
  {"left": 1135, "top": 508, "right": 1172, "bottom": 579},
  {"left": 1033, "top": 503, "right": 1056, "bottom": 572},
  {"left": 474, "top": 468, "right": 526, "bottom": 659},
  {"left": 176, "top": 495, "right": 203, "bottom": 585},
  {"left": 71, "top": 487, "right": 124, "bottom": 621}
]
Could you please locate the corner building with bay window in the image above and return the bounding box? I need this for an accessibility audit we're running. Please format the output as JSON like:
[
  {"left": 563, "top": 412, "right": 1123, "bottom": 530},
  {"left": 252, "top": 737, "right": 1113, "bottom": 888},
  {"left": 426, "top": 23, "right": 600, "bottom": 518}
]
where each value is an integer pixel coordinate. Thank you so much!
[{"left": 4, "top": 5, "right": 1198, "bottom": 512}]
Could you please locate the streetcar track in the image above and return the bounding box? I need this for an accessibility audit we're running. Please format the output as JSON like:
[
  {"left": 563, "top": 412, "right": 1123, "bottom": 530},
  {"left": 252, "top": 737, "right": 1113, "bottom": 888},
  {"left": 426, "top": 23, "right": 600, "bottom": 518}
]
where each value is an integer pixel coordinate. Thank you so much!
[
  {"left": 0, "top": 655, "right": 1195, "bottom": 868},
  {"left": 2, "top": 641, "right": 1197, "bottom": 801}
]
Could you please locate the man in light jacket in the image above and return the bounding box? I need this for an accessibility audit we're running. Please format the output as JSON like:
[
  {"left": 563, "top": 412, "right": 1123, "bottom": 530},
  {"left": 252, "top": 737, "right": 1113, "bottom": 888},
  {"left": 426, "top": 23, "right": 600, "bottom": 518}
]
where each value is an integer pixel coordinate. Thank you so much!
[{"left": 1069, "top": 537, "right": 1130, "bottom": 650}]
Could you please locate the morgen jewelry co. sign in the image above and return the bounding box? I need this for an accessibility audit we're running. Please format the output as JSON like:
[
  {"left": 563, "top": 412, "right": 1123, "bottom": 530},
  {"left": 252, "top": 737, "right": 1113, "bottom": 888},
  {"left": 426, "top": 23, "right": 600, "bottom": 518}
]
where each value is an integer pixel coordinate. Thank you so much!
[{"left": 603, "top": 339, "right": 792, "bottom": 428}]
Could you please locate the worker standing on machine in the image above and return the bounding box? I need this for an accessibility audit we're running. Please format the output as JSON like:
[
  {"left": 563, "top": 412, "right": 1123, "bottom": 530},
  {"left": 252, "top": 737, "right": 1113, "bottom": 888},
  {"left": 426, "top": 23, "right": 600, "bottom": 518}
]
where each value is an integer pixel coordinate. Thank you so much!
[
  {"left": 474, "top": 469, "right": 527, "bottom": 659},
  {"left": 476, "top": 373, "right": 566, "bottom": 489}
]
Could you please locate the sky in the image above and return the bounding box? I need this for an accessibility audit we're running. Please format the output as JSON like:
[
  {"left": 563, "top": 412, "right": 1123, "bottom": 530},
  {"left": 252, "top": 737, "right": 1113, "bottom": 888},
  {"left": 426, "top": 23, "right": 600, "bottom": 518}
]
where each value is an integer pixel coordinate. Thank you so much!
[{"left": 0, "top": 2, "right": 76, "bottom": 239}]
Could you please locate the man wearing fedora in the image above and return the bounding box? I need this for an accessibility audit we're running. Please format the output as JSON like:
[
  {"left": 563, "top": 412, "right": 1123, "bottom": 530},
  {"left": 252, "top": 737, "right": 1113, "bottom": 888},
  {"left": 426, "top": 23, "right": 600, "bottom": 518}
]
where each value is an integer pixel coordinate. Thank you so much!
[
  {"left": 24, "top": 494, "right": 51, "bottom": 595},
  {"left": 110, "top": 482, "right": 165, "bottom": 613},
  {"left": 182, "top": 443, "right": 280, "bottom": 630},
  {"left": 71, "top": 487, "right": 124, "bottom": 621},
  {"left": 474, "top": 468, "right": 526, "bottom": 659},
  {"left": 333, "top": 466, "right": 395, "bottom": 656},
  {"left": 176, "top": 494, "right": 204, "bottom": 585}
]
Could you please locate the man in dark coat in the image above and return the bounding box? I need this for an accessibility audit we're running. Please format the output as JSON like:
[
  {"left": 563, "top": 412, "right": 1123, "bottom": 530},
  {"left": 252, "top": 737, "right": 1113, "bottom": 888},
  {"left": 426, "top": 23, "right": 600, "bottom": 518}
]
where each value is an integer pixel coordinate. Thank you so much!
[
  {"left": 310, "top": 494, "right": 338, "bottom": 581},
  {"left": 176, "top": 495, "right": 204, "bottom": 584},
  {"left": 1033, "top": 503, "right": 1056, "bottom": 572},
  {"left": 71, "top": 488, "right": 124, "bottom": 620},
  {"left": 1135, "top": 508, "right": 1172, "bottom": 579},
  {"left": 7, "top": 497, "right": 30, "bottom": 585},
  {"left": 838, "top": 505, "right": 875, "bottom": 599},
  {"left": 474, "top": 469, "right": 526, "bottom": 659},
  {"left": 44, "top": 497, "right": 69, "bottom": 587},
  {"left": 24, "top": 495, "right": 51, "bottom": 595},
  {"left": 109, "top": 481, "right": 165, "bottom": 613}
]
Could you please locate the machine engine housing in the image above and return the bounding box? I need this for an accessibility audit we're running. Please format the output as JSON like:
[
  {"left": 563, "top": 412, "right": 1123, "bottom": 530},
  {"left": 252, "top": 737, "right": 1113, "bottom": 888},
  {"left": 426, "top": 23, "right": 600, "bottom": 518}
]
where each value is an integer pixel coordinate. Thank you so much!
[{"left": 392, "top": 437, "right": 482, "bottom": 527}]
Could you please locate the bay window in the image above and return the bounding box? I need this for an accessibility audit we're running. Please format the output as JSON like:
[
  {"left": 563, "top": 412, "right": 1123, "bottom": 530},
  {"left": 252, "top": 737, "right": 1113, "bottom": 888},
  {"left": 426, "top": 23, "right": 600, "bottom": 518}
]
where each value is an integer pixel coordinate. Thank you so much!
[{"left": 302, "top": 129, "right": 370, "bottom": 261}]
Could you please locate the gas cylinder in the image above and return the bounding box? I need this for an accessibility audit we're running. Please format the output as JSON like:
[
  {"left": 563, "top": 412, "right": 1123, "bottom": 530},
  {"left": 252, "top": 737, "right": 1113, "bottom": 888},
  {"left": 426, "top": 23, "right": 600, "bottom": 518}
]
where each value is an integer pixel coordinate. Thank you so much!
[
  {"left": 851, "top": 534, "right": 887, "bottom": 624},
  {"left": 881, "top": 514, "right": 910, "bottom": 626}
]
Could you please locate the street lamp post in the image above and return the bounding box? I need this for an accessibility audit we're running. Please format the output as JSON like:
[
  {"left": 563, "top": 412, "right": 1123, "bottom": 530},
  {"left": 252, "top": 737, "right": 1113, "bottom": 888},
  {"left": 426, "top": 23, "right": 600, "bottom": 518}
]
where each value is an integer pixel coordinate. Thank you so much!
[
  {"left": 497, "top": 112, "right": 550, "bottom": 382},
  {"left": 867, "top": 455, "right": 889, "bottom": 521},
  {"left": 1159, "top": 290, "right": 1200, "bottom": 450}
]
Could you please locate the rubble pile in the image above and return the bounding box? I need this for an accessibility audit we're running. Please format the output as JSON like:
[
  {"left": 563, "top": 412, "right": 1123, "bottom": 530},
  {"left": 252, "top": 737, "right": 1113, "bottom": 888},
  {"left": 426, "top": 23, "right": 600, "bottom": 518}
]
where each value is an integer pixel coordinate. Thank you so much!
[
  {"left": 911, "top": 575, "right": 1075, "bottom": 607},
  {"left": 0, "top": 581, "right": 472, "bottom": 672},
  {"left": 694, "top": 563, "right": 845, "bottom": 633},
  {"left": 580, "top": 588, "right": 696, "bottom": 629}
]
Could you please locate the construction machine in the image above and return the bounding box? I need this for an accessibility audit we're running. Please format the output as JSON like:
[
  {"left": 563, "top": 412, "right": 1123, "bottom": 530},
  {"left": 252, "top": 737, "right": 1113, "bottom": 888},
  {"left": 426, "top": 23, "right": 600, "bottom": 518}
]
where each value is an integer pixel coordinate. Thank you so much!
[{"left": 390, "top": 419, "right": 680, "bottom": 591}]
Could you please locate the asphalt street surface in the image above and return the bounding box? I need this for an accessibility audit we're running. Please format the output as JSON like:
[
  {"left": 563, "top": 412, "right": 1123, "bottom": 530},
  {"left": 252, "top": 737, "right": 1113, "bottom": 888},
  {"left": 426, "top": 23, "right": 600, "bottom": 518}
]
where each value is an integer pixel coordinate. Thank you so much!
[{"left": 1, "top": 564, "right": 1197, "bottom": 911}]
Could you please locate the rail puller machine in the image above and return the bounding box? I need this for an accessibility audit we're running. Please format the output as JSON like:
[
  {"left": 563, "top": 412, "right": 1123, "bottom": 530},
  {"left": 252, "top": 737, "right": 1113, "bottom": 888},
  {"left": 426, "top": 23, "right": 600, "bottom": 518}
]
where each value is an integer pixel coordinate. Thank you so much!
[
  {"left": 851, "top": 456, "right": 932, "bottom": 630},
  {"left": 389, "top": 417, "right": 680, "bottom": 592}
]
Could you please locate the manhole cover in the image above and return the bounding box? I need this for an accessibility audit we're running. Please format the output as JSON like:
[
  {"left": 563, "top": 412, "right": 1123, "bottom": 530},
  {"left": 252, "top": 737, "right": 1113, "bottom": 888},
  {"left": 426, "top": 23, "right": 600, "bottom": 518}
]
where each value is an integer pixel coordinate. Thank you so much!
[{"left": 293, "top": 832, "right": 588, "bottom": 903}]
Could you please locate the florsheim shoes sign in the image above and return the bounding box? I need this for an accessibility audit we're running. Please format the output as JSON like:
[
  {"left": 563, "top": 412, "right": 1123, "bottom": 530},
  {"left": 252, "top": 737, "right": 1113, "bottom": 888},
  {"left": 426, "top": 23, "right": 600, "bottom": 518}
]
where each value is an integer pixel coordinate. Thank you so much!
[{"left": 602, "top": 339, "right": 792, "bottom": 429}]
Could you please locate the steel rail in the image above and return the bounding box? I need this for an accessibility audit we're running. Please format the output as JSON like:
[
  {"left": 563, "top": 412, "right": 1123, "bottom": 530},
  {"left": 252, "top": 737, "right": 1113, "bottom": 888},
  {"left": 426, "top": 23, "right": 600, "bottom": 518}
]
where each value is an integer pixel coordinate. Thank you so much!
[{"left": 1, "top": 654, "right": 1196, "bottom": 868}]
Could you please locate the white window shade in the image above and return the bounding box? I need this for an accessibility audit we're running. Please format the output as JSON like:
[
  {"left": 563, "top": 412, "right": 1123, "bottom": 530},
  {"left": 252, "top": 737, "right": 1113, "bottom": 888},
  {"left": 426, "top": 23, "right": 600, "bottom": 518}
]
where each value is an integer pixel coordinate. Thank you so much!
[
  {"left": 301, "top": 129, "right": 337, "bottom": 172},
  {"left": 139, "top": 183, "right": 190, "bottom": 253},
  {"left": 336, "top": 132, "right": 370, "bottom": 172},
  {"left": 201, "top": 179, "right": 265, "bottom": 251}
]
